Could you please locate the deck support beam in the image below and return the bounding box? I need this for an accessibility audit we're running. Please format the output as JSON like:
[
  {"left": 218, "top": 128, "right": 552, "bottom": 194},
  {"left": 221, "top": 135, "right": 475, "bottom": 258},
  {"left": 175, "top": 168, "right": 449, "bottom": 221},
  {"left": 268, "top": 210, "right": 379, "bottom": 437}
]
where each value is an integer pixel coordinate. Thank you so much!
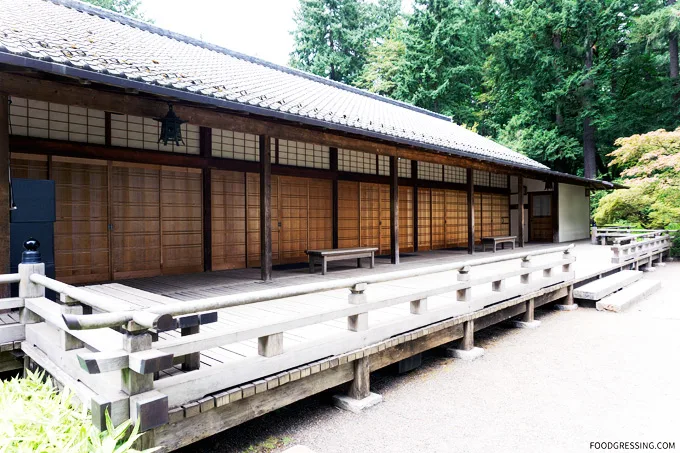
[
  {"left": 390, "top": 156, "right": 399, "bottom": 265},
  {"left": 259, "top": 135, "right": 272, "bottom": 282},
  {"left": 511, "top": 298, "right": 541, "bottom": 329},
  {"left": 0, "top": 93, "right": 9, "bottom": 298},
  {"left": 467, "top": 168, "right": 475, "bottom": 255},
  {"left": 556, "top": 285, "right": 578, "bottom": 311},
  {"left": 332, "top": 356, "right": 382, "bottom": 413},
  {"left": 447, "top": 319, "right": 484, "bottom": 360}
]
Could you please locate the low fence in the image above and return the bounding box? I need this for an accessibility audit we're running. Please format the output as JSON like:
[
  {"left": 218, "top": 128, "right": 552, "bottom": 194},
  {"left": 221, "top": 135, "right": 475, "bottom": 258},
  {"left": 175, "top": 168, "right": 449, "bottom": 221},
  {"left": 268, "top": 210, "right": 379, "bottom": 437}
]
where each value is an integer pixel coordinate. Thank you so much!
[
  {"left": 2, "top": 239, "right": 579, "bottom": 442},
  {"left": 611, "top": 232, "right": 672, "bottom": 266},
  {"left": 592, "top": 226, "right": 676, "bottom": 246}
]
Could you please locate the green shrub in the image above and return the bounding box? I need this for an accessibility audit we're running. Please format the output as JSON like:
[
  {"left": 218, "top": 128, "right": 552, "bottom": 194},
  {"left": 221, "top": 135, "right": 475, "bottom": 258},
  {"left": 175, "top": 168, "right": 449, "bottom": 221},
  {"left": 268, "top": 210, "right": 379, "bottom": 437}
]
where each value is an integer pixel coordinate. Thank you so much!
[{"left": 0, "top": 369, "right": 157, "bottom": 453}]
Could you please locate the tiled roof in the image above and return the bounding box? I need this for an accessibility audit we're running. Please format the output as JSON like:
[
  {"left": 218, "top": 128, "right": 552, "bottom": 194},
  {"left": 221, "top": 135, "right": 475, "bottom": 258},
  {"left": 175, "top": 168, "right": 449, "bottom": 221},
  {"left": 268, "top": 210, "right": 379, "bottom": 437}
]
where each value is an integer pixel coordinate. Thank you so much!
[{"left": 0, "top": 0, "right": 549, "bottom": 170}]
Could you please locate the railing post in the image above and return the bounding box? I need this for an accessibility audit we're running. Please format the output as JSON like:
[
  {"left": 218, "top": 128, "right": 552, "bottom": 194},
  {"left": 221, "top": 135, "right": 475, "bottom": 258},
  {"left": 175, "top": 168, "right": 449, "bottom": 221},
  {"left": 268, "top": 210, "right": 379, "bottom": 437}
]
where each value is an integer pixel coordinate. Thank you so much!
[
  {"left": 410, "top": 298, "right": 427, "bottom": 315},
  {"left": 181, "top": 325, "right": 201, "bottom": 370},
  {"left": 562, "top": 248, "right": 573, "bottom": 273},
  {"left": 457, "top": 266, "right": 471, "bottom": 302},
  {"left": 347, "top": 283, "right": 368, "bottom": 332},
  {"left": 520, "top": 256, "right": 532, "bottom": 284},
  {"left": 18, "top": 239, "right": 44, "bottom": 325},
  {"left": 59, "top": 294, "right": 83, "bottom": 351},
  {"left": 591, "top": 226, "right": 598, "bottom": 244}
]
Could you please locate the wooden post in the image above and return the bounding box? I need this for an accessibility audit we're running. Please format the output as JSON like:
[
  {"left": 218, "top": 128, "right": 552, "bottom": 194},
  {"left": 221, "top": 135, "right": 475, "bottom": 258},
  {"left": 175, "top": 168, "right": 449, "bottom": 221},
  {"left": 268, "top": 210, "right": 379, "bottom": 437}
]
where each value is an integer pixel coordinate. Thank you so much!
[
  {"left": 390, "top": 156, "right": 399, "bottom": 265},
  {"left": 121, "top": 331, "right": 154, "bottom": 395},
  {"left": 523, "top": 298, "right": 535, "bottom": 323},
  {"left": 181, "top": 326, "right": 200, "bottom": 371},
  {"left": 347, "top": 283, "right": 368, "bottom": 332},
  {"left": 520, "top": 256, "right": 532, "bottom": 284},
  {"left": 259, "top": 135, "right": 272, "bottom": 281},
  {"left": 412, "top": 161, "right": 418, "bottom": 252},
  {"left": 19, "top": 240, "right": 44, "bottom": 325},
  {"left": 552, "top": 182, "right": 559, "bottom": 243},
  {"left": 330, "top": 147, "right": 339, "bottom": 249},
  {"left": 456, "top": 266, "right": 471, "bottom": 302},
  {"left": 0, "top": 93, "right": 9, "bottom": 298},
  {"left": 200, "top": 127, "right": 212, "bottom": 272},
  {"left": 517, "top": 175, "right": 525, "bottom": 247},
  {"left": 467, "top": 168, "right": 475, "bottom": 254},
  {"left": 461, "top": 320, "right": 474, "bottom": 351},
  {"left": 348, "top": 356, "right": 370, "bottom": 400}
]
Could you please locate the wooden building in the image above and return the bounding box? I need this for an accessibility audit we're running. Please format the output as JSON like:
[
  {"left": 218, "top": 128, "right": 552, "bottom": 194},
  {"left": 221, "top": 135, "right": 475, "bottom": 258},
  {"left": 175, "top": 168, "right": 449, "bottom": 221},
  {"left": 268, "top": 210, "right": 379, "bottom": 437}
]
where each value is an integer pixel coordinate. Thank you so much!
[{"left": 0, "top": 0, "right": 618, "bottom": 291}]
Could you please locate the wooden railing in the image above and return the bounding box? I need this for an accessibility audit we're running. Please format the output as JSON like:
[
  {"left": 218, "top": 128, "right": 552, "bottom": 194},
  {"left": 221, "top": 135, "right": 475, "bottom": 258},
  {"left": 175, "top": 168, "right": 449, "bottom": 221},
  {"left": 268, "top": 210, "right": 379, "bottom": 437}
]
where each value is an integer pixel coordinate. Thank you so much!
[
  {"left": 5, "top": 240, "right": 581, "bottom": 436},
  {"left": 611, "top": 232, "right": 672, "bottom": 265},
  {"left": 592, "top": 226, "right": 676, "bottom": 246}
]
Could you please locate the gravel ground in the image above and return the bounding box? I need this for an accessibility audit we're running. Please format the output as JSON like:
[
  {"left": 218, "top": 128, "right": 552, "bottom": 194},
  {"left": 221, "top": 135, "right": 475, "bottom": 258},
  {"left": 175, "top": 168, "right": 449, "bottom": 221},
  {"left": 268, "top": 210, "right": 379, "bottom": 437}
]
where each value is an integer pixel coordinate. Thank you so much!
[{"left": 180, "top": 262, "right": 680, "bottom": 453}]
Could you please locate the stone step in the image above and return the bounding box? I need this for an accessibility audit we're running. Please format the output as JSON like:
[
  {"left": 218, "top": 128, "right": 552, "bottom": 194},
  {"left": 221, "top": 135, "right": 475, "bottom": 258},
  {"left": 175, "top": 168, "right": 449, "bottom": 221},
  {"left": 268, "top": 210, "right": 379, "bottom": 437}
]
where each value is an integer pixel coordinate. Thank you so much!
[
  {"left": 573, "top": 270, "right": 643, "bottom": 301},
  {"left": 596, "top": 279, "right": 661, "bottom": 313}
]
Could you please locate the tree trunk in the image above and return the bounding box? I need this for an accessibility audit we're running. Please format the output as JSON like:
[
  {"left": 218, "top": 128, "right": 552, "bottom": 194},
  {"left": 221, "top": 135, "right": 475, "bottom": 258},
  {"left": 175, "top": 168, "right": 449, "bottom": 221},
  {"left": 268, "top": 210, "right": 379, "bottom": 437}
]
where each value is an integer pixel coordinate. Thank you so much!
[
  {"left": 582, "top": 42, "right": 597, "bottom": 179},
  {"left": 670, "top": 1, "right": 679, "bottom": 79}
]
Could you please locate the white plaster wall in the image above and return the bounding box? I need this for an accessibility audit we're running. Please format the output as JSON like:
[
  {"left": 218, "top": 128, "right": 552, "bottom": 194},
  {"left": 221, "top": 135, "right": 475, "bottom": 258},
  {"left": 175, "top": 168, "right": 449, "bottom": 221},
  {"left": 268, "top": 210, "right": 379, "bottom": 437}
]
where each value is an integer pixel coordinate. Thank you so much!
[{"left": 558, "top": 183, "right": 590, "bottom": 242}]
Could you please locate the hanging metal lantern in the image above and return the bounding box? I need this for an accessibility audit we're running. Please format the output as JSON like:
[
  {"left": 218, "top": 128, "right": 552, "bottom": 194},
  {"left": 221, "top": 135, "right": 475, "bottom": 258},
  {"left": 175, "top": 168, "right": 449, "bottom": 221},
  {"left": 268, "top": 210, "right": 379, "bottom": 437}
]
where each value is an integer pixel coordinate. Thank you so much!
[{"left": 154, "top": 103, "right": 186, "bottom": 146}]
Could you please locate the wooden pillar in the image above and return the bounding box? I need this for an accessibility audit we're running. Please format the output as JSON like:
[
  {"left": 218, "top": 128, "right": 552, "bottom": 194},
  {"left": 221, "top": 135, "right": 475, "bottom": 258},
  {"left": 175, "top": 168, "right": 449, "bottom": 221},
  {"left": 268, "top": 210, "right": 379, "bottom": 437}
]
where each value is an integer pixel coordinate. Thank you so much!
[
  {"left": 0, "top": 93, "right": 9, "bottom": 298},
  {"left": 389, "top": 156, "right": 399, "bottom": 265},
  {"left": 466, "top": 168, "right": 475, "bottom": 255},
  {"left": 330, "top": 147, "right": 339, "bottom": 249},
  {"left": 348, "top": 356, "right": 370, "bottom": 400},
  {"left": 552, "top": 182, "right": 559, "bottom": 243},
  {"left": 259, "top": 135, "right": 272, "bottom": 281},
  {"left": 412, "top": 161, "right": 418, "bottom": 252},
  {"left": 461, "top": 319, "right": 474, "bottom": 351},
  {"left": 517, "top": 175, "right": 525, "bottom": 247},
  {"left": 200, "top": 127, "right": 212, "bottom": 272}
]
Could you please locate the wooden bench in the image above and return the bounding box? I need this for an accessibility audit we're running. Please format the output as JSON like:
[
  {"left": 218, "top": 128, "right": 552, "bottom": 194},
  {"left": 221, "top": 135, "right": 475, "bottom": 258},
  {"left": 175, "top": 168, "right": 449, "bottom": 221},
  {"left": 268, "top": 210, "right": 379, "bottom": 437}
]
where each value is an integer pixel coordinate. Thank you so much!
[
  {"left": 306, "top": 247, "right": 379, "bottom": 275},
  {"left": 482, "top": 236, "right": 517, "bottom": 253}
]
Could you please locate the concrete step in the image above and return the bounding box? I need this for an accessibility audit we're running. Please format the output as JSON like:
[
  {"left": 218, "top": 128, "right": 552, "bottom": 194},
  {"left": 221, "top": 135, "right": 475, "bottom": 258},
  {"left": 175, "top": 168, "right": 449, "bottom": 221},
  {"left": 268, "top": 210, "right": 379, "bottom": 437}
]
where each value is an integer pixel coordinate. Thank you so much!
[
  {"left": 596, "top": 279, "right": 661, "bottom": 313},
  {"left": 574, "top": 270, "right": 643, "bottom": 301}
]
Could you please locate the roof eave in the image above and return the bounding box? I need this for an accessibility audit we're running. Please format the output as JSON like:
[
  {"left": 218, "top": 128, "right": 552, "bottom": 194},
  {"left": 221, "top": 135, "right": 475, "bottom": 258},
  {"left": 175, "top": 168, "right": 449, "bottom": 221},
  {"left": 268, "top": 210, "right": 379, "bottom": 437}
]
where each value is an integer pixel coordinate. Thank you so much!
[{"left": 0, "top": 53, "right": 621, "bottom": 189}]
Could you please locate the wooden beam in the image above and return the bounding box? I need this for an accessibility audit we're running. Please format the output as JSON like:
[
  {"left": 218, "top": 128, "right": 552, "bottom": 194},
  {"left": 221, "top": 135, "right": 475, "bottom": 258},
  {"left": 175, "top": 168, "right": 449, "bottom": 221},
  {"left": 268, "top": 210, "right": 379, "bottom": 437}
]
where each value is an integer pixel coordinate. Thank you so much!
[
  {"left": 259, "top": 135, "right": 272, "bottom": 281},
  {"left": 412, "top": 161, "right": 418, "bottom": 252},
  {"left": 330, "top": 147, "right": 339, "bottom": 249},
  {"left": 200, "top": 127, "right": 212, "bottom": 272},
  {"left": 552, "top": 182, "right": 560, "bottom": 243},
  {"left": 0, "top": 73, "right": 582, "bottom": 182},
  {"left": 389, "top": 156, "right": 399, "bottom": 265},
  {"left": 467, "top": 168, "right": 474, "bottom": 255},
  {"left": 517, "top": 175, "right": 525, "bottom": 247},
  {"left": 0, "top": 93, "right": 8, "bottom": 298}
]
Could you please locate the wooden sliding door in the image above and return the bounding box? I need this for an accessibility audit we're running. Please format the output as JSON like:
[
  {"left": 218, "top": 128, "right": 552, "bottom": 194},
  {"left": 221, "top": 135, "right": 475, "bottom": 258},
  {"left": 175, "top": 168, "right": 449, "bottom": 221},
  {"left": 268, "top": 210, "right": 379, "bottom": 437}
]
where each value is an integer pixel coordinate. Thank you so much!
[
  {"left": 338, "top": 181, "right": 360, "bottom": 248},
  {"left": 111, "top": 163, "right": 161, "bottom": 280},
  {"left": 160, "top": 167, "right": 203, "bottom": 275},
  {"left": 445, "top": 189, "right": 467, "bottom": 248},
  {"left": 53, "top": 157, "right": 110, "bottom": 284},
  {"left": 399, "top": 186, "right": 414, "bottom": 253},
  {"left": 211, "top": 170, "right": 247, "bottom": 270},
  {"left": 417, "top": 188, "right": 431, "bottom": 251}
]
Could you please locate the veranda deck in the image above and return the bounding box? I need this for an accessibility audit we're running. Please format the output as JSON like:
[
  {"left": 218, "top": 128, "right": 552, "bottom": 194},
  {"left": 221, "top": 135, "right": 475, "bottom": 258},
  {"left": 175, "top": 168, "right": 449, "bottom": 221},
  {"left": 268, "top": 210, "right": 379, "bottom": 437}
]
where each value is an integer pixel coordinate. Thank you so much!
[
  {"left": 6, "top": 237, "right": 670, "bottom": 451},
  {"left": 77, "top": 242, "right": 619, "bottom": 383}
]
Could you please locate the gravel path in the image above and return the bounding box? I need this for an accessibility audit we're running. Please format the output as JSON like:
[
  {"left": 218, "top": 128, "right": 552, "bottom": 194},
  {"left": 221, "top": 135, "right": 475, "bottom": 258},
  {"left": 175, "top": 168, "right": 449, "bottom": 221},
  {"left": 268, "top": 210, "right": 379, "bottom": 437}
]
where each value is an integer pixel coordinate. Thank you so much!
[{"left": 180, "top": 262, "right": 680, "bottom": 453}]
